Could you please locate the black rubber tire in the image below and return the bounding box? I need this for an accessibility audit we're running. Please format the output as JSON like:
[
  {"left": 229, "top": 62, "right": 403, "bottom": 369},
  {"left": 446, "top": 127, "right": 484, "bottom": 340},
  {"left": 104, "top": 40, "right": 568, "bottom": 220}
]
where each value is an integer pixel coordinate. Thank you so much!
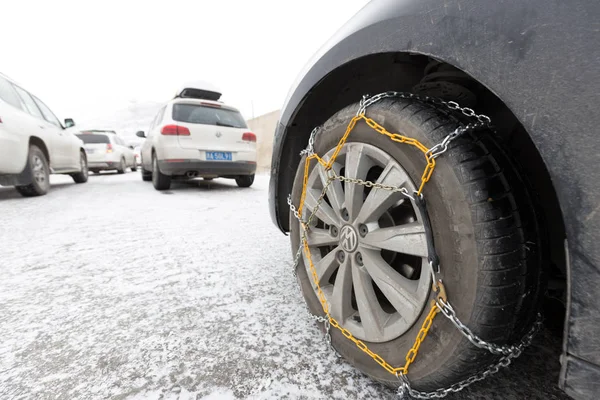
[
  {"left": 235, "top": 174, "right": 254, "bottom": 188},
  {"left": 152, "top": 155, "right": 171, "bottom": 190},
  {"left": 71, "top": 151, "right": 89, "bottom": 183},
  {"left": 141, "top": 166, "right": 152, "bottom": 181},
  {"left": 289, "top": 98, "right": 541, "bottom": 391},
  {"left": 15, "top": 145, "right": 50, "bottom": 197},
  {"left": 117, "top": 158, "right": 126, "bottom": 174},
  {"left": 131, "top": 164, "right": 137, "bottom": 172}
]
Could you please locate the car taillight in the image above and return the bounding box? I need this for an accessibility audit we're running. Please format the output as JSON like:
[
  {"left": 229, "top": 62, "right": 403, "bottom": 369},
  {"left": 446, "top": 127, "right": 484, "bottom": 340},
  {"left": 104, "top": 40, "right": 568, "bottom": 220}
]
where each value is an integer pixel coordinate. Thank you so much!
[
  {"left": 161, "top": 125, "right": 191, "bottom": 136},
  {"left": 106, "top": 144, "right": 113, "bottom": 153},
  {"left": 242, "top": 132, "right": 256, "bottom": 142}
]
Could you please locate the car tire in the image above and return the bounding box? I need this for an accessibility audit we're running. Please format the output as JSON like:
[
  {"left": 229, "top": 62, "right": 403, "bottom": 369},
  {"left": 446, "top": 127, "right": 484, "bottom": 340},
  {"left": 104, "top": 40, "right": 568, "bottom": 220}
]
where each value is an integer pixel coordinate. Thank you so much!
[
  {"left": 15, "top": 145, "right": 51, "bottom": 197},
  {"left": 117, "top": 158, "right": 126, "bottom": 174},
  {"left": 235, "top": 174, "right": 254, "bottom": 188},
  {"left": 141, "top": 167, "right": 152, "bottom": 181},
  {"left": 71, "top": 151, "right": 89, "bottom": 184},
  {"left": 289, "top": 98, "right": 542, "bottom": 391},
  {"left": 152, "top": 155, "right": 171, "bottom": 190},
  {"left": 131, "top": 161, "right": 137, "bottom": 172}
]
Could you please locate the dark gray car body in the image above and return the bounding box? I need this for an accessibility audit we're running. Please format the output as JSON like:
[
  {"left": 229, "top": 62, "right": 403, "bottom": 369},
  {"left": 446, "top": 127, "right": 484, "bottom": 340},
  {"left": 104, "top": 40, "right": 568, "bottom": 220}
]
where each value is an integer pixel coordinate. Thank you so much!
[{"left": 268, "top": 0, "right": 599, "bottom": 398}]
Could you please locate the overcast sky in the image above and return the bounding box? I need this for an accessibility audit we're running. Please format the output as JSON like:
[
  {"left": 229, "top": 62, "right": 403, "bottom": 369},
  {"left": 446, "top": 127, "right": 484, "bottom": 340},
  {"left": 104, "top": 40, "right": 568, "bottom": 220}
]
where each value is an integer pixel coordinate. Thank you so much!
[{"left": 1, "top": 0, "right": 367, "bottom": 129}]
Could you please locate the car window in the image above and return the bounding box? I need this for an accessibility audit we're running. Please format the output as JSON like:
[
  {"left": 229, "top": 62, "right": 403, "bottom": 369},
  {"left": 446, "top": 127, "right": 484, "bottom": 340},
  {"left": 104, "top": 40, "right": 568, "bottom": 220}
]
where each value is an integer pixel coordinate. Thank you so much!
[
  {"left": 12, "top": 85, "right": 44, "bottom": 119},
  {"left": 33, "top": 96, "right": 62, "bottom": 127},
  {"left": 0, "top": 76, "right": 23, "bottom": 110},
  {"left": 172, "top": 104, "right": 247, "bottom": 128},
  {"left": 75, "top": 134, "right": 110, "bottom": 144}
]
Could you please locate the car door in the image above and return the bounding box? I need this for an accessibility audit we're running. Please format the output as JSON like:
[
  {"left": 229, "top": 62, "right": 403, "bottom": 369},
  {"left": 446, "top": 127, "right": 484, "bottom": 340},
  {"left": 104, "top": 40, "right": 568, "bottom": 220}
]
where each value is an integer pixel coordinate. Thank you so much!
[
  {"left": 11, "top": 85, "right": 66, "bottom": 170},
  {"left": 33, "top": 96, "right": 79, "bottom": 171},
  {"left": 12, "top": 84, "right": 62, "bottom": 169}
]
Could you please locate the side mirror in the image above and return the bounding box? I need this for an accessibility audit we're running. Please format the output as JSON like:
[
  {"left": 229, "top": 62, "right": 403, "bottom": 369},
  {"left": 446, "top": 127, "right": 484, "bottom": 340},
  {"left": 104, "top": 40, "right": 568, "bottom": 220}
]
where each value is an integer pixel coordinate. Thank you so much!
[
  {"left": 129, "top": 145, "right": 135, "bottom": 150},
  {"left": 64, "top": 118, "right": 75, "bottom": 128},
  {"left": 136, "top": 131, "right": 146, "bottom": 138}
]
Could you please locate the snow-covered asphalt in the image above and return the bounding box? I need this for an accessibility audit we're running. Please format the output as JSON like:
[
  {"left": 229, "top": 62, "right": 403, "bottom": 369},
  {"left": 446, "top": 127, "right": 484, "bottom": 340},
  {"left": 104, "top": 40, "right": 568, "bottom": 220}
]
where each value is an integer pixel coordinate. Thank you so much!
[{"left": 0, "top": 172, "right": 568, "bottom": 400}]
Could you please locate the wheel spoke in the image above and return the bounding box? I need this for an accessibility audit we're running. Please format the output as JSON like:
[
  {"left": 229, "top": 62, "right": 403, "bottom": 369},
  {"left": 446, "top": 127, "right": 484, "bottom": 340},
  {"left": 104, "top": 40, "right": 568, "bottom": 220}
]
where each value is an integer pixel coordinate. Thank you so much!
[
  {"left": 352, "top": 265, "right": 387, "bottom": 338},
  {"left": 355, "top": 162, "right": 409, "bottom": 224},
  {"left": 329, "top": 256, "right": 353, "bottom": 322},
  {"left": 317, "top": 162, "right": 345, "bottom": 219},
  {"left": 303, "top": 189, "right": 339, "bottom": 227},
  {"left": 306, "top": 228, "right": 338, "bottom": 247},
  {"left": 344, "top": 144, "right": 372, "bottom": 221},
  {"left": 361, "top": 222, "right": 428, "bottom": 257},
  {"left": 310, "top": 246, "right": 340, "bottom": 285},
  {"left": 360, "top": 249, "right": 420, "bottom": 318}
]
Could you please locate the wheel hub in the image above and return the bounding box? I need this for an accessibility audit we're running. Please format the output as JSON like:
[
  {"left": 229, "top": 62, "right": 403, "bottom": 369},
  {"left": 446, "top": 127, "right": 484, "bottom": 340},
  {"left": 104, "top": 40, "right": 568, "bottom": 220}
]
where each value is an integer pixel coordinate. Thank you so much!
[
  {"left": 300, "top": 142, "right": 431, "bottom": 342},
  {"left": 339, "top": 225, "right": 359, "bottom": 253}
]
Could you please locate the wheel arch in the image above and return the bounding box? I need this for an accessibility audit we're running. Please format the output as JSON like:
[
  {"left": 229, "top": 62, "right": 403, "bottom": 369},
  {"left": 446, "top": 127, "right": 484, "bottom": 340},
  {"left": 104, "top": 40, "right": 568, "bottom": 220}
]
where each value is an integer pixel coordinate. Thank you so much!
[{"left": 29, "top": 136, "right": 50, "bottom": 165}]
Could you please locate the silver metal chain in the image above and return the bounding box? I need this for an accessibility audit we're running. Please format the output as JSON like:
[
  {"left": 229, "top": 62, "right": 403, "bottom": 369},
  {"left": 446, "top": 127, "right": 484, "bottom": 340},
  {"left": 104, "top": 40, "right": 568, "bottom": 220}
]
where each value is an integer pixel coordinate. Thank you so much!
[
  {"left": 287, "top": 92, "right": 541, "bottom": 399},
  {"left": 397, "top": 313, "right": 543, "bottom": 399}
]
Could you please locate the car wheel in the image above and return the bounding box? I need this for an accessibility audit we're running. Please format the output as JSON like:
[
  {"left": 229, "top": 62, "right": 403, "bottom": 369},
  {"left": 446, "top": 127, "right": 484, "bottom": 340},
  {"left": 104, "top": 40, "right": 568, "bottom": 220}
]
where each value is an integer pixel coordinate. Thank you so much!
[
  {"left": 131, "top": 161, "right": 137, "bottom": 172},
  {"left": 235, "top": 174, "right": 254, "bottom": 188},
  {"left": 289, "top": 98, "right": 542, "bottom": 391},
  {"left": 152, "top": 155, "right": 171, "bottom": 190},
  {"left": 71, "top": 151, "right": 89, "bottom": 183},
  {"left": 116, "top": 158, "right": 126, "bottom": 174},
  {"left": 15, "top": 145, "right": 51, "bottom": 197}
]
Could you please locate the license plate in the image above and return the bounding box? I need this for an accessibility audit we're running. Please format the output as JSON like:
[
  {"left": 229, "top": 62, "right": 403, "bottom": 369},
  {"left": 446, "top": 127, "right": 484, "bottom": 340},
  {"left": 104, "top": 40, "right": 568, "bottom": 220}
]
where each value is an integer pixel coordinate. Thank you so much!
[
  {"left": 85, "top": 148, "right": 95, "bottom": 154},
  {"left": 206, "top": 151, "right": 232, "bottom": 161}
]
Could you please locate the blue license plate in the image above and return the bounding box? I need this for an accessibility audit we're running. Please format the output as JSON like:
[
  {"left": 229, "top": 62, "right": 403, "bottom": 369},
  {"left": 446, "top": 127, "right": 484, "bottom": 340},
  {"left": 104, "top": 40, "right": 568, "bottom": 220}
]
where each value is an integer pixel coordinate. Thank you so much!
[{"left": 206, "top": 151, "right": 232, "bottom": 161}]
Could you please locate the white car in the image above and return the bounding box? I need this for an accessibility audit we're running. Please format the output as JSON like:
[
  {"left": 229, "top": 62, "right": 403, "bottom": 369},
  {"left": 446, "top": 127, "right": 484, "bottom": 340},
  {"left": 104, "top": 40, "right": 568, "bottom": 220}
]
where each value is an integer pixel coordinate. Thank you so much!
[
  {"left": 0, "top": 73, "right": 88, "bottom": 196},
  {"left": 75, "top": 131, "right": 136, "bottom": 174},
  {"left": 132, "top": 145, "right": 142, "bottom": 167},
  {"left": 137, "top": 83, "right": 257, "bottom": 190}
]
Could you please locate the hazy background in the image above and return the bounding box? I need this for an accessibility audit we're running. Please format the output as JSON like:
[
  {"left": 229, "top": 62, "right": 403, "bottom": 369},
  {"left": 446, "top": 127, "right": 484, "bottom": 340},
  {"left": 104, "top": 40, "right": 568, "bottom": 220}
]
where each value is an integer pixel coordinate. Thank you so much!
[{"left": 1, "top": 0, "right": 367, "bottom": 138}]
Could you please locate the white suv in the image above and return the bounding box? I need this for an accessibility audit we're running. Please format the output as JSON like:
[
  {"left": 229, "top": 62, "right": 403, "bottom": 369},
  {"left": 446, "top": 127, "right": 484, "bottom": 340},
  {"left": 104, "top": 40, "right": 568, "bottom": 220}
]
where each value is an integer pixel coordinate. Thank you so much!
[
  {"left": 137, "top": 83, "right": 257, "bottom": 190},
  {"left": 0, "top": 73, "right": 88, "bottom": 196},
  {"left": 75, "top": 130, "right": 136, "bottom": 174}
]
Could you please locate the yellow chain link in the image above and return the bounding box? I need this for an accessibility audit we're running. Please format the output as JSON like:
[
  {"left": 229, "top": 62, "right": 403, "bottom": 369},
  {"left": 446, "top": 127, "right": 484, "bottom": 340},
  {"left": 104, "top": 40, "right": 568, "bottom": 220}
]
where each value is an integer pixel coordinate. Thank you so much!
[{"left": 297, "top": 113, "right": 446, "bottom": 377}]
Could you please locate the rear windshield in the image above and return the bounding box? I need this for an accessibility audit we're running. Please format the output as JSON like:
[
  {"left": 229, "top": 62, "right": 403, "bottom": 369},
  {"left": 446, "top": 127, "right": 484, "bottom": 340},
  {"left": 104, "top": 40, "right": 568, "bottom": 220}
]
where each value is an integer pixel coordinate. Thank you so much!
[
  {"left": 172, "top": 104, "right": 247, "bottom": 129},
  {"left": 76, "top": 134, "right": 110, "bottom": 144}
]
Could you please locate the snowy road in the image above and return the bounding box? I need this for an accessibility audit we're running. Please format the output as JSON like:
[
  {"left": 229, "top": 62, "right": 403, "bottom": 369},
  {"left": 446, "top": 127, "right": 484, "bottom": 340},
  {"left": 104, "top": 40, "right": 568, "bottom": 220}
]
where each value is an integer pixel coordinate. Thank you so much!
[{"left": 0, "top": 173, "right": 568, "bottom": 400}]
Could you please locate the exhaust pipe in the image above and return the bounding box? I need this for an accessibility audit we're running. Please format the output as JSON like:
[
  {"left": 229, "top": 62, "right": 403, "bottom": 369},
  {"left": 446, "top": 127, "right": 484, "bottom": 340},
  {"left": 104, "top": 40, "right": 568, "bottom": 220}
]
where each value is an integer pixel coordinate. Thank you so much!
[{"left": 186, "top": 171, "right": 197, "bottom": 178}]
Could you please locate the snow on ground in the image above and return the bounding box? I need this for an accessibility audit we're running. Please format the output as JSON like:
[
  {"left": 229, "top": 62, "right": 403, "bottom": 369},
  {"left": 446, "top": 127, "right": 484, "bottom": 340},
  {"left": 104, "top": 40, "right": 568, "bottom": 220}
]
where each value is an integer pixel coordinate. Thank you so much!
[{"left": 0, "top": 173, "right": 568, "bottom": 400}]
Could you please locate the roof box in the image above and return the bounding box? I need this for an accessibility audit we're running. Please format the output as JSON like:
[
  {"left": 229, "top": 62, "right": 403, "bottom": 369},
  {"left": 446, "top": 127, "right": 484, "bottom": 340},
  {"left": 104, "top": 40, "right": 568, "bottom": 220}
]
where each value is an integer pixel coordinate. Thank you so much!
[{"left": 175, "top": 81, "right": 222, "bottom": 101}]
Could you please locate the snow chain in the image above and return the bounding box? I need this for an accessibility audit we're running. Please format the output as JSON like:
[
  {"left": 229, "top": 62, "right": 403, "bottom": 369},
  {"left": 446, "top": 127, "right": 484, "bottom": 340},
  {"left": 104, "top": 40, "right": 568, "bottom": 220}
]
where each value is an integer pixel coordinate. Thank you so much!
[{"left": 288, "top": 91, "right": 543, "bottom": 399}]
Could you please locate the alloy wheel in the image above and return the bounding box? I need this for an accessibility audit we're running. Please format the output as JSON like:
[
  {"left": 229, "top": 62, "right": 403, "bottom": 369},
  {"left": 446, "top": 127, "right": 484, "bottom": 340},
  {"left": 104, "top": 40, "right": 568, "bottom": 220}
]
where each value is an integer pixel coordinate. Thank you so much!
[
  {"left": 300, "top": 142, "right": 431, "bottom": 342},
  {"left": 32, "top": 155, "right": 49, "bottom": 189}
]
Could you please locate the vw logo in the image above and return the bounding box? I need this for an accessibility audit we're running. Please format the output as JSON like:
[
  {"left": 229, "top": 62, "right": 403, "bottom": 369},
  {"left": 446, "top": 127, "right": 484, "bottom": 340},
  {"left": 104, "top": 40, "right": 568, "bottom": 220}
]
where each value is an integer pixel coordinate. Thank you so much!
[
  {"left": 216, "top": 131, "right": 222, "bottom": 138},
  {"left": 339, "top": 225, "right": 358, "bottom": 252}
]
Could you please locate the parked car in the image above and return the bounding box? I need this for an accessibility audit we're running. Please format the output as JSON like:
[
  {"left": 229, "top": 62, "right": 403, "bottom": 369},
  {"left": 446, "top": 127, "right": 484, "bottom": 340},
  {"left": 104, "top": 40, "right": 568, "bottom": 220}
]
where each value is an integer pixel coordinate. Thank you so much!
[
  {"left": 137, "top": 82, "right": 257, "bottom": 190},
  {"left": 132, "top": 145, "right": 142, "bottom": 167},
  {"left": 268, "top": 1, "right": 598, "bottom": 399},
  {"left": 0, "top": 73, "right": 88, "bottom": 196},
  {"left": 75, "top": 131, "right": 136, "bottom": 174}
]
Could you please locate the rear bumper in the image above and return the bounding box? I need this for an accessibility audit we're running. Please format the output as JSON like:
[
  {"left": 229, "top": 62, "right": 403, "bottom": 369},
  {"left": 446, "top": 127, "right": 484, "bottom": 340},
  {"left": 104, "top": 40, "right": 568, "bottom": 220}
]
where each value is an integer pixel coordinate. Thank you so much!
[
  {"left": 158, "top": 160, "right": 256, "bottom": 177},
  {"left": 88, "top": 161, "right": 120, "bottom": 170}
]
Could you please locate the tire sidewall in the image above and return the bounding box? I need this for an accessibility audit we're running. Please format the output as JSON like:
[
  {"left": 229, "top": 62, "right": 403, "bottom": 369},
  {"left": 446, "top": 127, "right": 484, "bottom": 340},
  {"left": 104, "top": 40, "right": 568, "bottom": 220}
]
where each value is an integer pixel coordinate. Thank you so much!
[{"left": 290, "top": 102, "right": 480, "bottom": 387}]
